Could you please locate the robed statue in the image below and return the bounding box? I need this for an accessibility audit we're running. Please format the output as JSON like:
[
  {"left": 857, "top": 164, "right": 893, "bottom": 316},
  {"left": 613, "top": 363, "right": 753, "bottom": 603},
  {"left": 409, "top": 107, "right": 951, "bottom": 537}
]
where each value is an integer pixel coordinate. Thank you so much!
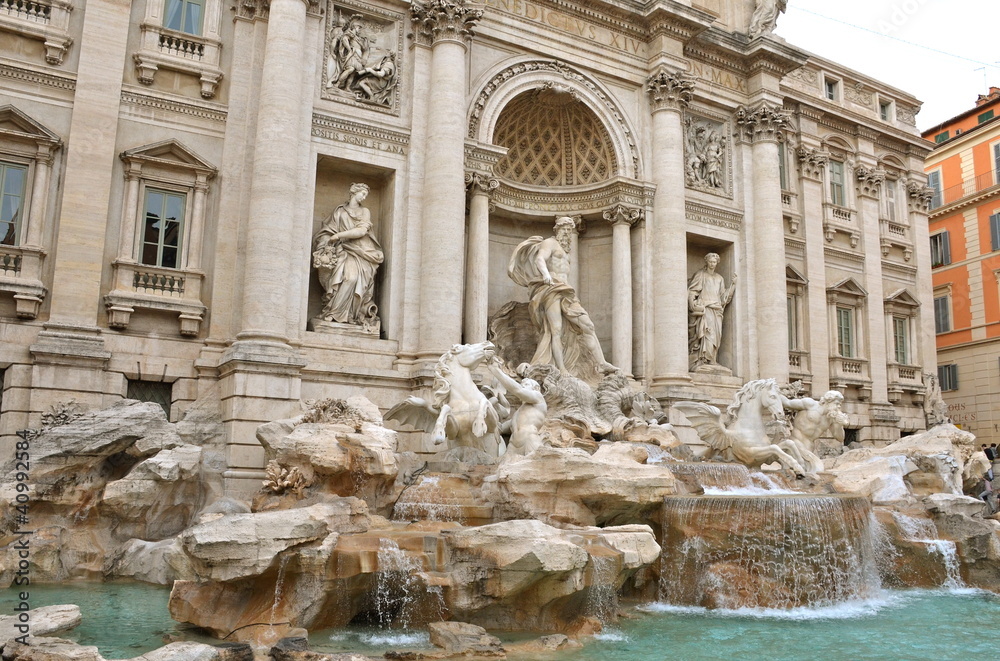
[
  {"left": 312, "top": 183, "right": 384, "bottom": 333},
  {"left": 688, "top": 252, "right": 737, "bottom": 370}
]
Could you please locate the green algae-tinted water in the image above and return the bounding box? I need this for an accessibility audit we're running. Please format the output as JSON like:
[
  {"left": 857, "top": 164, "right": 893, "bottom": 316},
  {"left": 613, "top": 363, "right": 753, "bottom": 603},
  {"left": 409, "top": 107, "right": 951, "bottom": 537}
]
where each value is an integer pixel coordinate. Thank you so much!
[
  {"left": 543, "top": 589, "right": 1000, "bottom": 661},
  {"left": 0, "top": 581, "right": 212, "bottom": 660}
]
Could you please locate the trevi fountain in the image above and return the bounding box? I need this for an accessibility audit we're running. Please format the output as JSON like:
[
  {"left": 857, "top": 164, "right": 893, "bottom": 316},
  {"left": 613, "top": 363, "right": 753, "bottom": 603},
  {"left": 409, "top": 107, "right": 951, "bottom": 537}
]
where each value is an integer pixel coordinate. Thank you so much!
[
  {"left": 1, "top": 210, "right": 998, "bottom": 659},
  {"left": 1, "top": 0, "right": 999, "bottom": 659}
]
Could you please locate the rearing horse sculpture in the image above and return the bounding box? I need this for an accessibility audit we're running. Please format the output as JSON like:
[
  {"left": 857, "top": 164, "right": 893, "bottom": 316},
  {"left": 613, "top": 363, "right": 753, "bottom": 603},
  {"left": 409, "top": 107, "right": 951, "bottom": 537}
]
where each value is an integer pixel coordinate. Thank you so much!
[
  {"left": 674, "top": 379, "right": 816, "bottom": 478},
  {"left": 386, "top": 342, "right": 501, "bottom": 458}
]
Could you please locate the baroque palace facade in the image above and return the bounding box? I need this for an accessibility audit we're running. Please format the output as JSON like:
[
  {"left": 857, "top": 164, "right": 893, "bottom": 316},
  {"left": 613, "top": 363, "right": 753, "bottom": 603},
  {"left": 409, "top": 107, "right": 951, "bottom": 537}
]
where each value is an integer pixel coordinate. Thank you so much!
[{"left": 0, "top": 0, "right": 936, "bottom": 493}]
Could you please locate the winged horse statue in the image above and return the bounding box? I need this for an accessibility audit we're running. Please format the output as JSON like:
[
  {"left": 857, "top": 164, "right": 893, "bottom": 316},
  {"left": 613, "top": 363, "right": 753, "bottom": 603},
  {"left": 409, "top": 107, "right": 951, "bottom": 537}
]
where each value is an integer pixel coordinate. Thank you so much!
[
  {"left": 673, "top": 379, "right": 819, "bottom": 478},
  {"left": 386, "top": 342, "right": 502, "bottom": 458}
]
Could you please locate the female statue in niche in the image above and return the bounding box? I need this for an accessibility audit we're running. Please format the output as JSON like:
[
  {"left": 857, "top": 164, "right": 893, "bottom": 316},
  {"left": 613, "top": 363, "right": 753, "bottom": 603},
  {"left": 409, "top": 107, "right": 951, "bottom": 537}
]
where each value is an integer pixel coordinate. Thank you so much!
[
  {"left": 312, "top": 183, "right": 384, "bottom": 332},
  {"left": 688, "top": 252, "right": 737, "bottom": 370}
]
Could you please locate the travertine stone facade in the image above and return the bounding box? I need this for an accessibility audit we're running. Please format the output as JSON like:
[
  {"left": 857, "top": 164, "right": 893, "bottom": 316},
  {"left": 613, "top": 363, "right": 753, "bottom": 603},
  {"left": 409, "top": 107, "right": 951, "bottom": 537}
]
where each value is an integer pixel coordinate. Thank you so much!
[{"left": 0, "top": 0, "right": 934, "bottom": 494}]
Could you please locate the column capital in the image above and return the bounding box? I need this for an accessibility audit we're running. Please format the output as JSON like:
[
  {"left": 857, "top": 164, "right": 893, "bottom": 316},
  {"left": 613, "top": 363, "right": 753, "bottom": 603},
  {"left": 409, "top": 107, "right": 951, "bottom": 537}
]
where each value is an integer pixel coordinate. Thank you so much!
[
  {"left": 906, "top": 180, "right": 934, "bottom": 213},
  {"left": 735, "top": 102, "right": 790, "bottom": 143},
  {"left": 646, "top": 68, "right": 695, "bottom": 113},
  {"left": 796, "top": 146, "right": 829, "bottom": 181},
  {"left": 855, "top": 165, "right": 885, "bottom": 199},
  {"left": 411, "top": 0, "right": 484, "bottom": 46},
  {"left": 603, "top": 204, "right": 643, "bottom": 227},
  {"left": 465, "top": 171, "right": 499, "bottom": 195}
]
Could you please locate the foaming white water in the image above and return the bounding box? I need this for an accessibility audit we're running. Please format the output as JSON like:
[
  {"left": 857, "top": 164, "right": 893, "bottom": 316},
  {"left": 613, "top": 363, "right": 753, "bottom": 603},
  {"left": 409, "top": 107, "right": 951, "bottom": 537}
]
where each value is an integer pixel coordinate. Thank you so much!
[
  {"left": 357, "top": 632, "right": 429, "bottom": 647},
  {"left": 640, "top": 593, "right": 904, "bottom": 621},
  {"left": 925, "top": 539, "right": 965, "bottom": 588},
  {"left": 702, "top": 485, "right": 796, "bottom": 496},
  {"left": 593, "top": 631, "right": 628, "bottom": 642}
]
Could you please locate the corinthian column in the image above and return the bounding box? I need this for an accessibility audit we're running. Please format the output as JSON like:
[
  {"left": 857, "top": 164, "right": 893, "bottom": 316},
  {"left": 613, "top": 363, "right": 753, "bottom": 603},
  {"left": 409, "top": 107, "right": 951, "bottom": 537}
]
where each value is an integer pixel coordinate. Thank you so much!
[
  {"left": 646, "top": 68, "right": 695, "bottom": 391},
  {"left": 411, "top": 0, "right": 483, "bottom": 358},
  {"left": 603, "top": 204, "right": 642, "bottom": 374},
  {"left": 236, "top": 0, "right": 310, "bottom": 346},
  {"left": 736, "top": 102, "right": 791, "bottom": 381},
  {"left": 464, "top": 172, "right": 498, "bottom": 344}
]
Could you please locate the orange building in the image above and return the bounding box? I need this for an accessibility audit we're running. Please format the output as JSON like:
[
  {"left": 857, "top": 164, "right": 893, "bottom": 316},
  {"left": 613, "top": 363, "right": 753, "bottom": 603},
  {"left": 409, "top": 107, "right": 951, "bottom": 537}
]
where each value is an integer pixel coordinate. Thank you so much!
[{"left": 923, "top": 87, "right": 1000, "bottom": 441}]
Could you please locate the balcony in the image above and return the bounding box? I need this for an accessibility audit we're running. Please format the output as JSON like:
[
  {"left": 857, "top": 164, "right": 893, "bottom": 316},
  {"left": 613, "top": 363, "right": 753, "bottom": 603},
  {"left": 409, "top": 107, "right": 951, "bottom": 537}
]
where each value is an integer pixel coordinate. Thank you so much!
[
  {"left": 929, "top": 170, "right": 999, "bottom": 211},
  {"left": 0, "top": 0, "right": 73, "bottom": 64},
  {"left": 822, "top": 203, "right": 859, "bottom": 248},
  {"left": 886, "top": 363, "right": 923, "bottom": 403},
  {"left": 105, "top": 261, "right": 206, "bottom": 336},
  {"left": 829, "top": 356, "right": 872, "bottom": 399},
  {"left": 0, "top": 244, "right": 46, "bottom": 318},
  {"left": 878, "top": 218, "right": 913, "bottom": 261},
  {"left": 133, "top": 23, "right": 223, "bottom": 98}
]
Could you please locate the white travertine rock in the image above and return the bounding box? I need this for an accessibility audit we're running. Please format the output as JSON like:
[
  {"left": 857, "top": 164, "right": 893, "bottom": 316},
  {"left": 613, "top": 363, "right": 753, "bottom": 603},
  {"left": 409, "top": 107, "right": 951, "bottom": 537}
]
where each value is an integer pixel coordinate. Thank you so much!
[
  {"left": 827, "top": 425, "right": 969, "bottom": 496},
  {"left": 0, "top": 636, "right": 103, "bottom": 661},
  {"left": 828, "top": 456, "right": 915, "bottom": 503},
  {"left": 101, "top": 445, "right": 205, "bottom": 533},
  {"left": 105, "top": 537, "right": 193, "bottom": 585},
  {"left": 924, "top": 493, "right": 989, "bottom": 519},
  {"left": 0, "top": 605, "right": 81, "bottom": 643},
  {"left": 177, "top": 500, "right": 368, "bottom": 581},
  {"left": 428, "top": 621, "right": 504, "bottom": 655},
  {"left": 124, "top": 641, "right": 226, "bottom": 660},
  {"left": 593, "top": 525, "right": 661, "bottom": 568},
  {"left": 484, "top": 445, "right": 675, "bottom": 527}
]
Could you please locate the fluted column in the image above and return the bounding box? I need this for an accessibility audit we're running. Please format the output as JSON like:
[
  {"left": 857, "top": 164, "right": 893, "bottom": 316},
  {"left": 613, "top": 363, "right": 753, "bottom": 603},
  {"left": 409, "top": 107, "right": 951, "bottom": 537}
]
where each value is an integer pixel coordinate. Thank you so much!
[
  {"left": 856, "top": 164, "right": 889, "bottom": 404},
  {"left": 604, "top": 204, "right": 641, "bottom": 374},
  {"left": 646, "top": 69, "right": 695, "bottom": 389},
  {"left": 412, "top": 0, "right": 483, "bottom": 358},
  {"left": 236, "top": 0, "right": 310, "bottom": 345},
  {"left": 463, "top": 172, "right": 497, "bottom": 344},
  {"left": 736, "top": 102, "right": 791, "bottom": 381}
]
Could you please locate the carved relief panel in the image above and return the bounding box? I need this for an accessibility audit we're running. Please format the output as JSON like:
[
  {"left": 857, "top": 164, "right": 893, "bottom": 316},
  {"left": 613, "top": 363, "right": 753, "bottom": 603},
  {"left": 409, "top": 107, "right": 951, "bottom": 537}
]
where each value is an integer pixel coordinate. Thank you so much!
[
  {"left": 683, "top": 114, "right": 730, "bottom": 197},
  {"left": 322, "top": 1, "right": 404, "bottom": 115}
]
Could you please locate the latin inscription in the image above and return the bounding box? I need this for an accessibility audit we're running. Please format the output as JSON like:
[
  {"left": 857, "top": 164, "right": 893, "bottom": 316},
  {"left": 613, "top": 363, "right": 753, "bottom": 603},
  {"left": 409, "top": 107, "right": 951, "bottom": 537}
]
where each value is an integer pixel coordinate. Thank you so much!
[
  {"left": 311, "top": 127, "right": 406, "bottom": 155},
  {"left": 485, "top": 0, "right": 644, "bottom": 57},
  {"left": 689, "top": 61, "right": 747, "bottom": 94}
]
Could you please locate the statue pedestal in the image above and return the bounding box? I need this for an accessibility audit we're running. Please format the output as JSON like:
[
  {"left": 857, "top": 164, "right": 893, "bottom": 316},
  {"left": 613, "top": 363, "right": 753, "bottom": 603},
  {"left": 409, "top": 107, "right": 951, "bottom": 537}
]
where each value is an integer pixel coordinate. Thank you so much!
[
  {"left": 691, "top": 362, "right": 732, "bottom": 376},
  {"left": 309, "top": 317, "right": 380, "bottom": 337}
]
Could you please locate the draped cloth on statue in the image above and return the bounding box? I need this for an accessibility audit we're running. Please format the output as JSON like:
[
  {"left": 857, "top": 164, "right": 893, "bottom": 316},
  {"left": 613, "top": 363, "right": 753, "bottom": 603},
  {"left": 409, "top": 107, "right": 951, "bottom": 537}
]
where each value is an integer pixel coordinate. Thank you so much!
[
  {"left": 507, "top": 236, "right": 602, "bottom": 381},
  {"left": 687, "top": 267, "right": 730, "bottom": 367},
  {"left": 314, "top": 204, "right": 384, "bottom": 328}
]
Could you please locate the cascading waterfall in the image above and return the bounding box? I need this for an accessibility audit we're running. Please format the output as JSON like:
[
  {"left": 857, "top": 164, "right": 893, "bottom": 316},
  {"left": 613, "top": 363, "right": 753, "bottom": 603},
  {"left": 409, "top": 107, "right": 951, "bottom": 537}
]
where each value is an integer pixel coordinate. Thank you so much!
[
  {"left": 374, "top": 539, "right": 425, "bottom": 628},
  {"left": 891, "top": 512, "right": 965, "bottom": 588},
  {"left": 585, "top": 551, "right": 618, "bottom": 626},
  {"left": 264, "top": 554, "right": 292, "bottom": 643},
  {"left": 666, "top": 462, "right": 753, "bottom": 490},
  {"left": 660, "top": 494, "right": 882, "bottom": 609}
]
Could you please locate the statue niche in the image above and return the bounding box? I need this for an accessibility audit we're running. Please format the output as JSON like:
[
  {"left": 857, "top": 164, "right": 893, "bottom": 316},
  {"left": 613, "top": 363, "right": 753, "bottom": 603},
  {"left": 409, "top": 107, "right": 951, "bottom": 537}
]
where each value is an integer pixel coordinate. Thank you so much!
[
  {"left": 311, "top": 182, "right": 384, "bottom": 335},
  {"left": 323, "top": 7, "right": 400, "bottom": 110},
  {"left": 688, "top": 251, "right": 737, "bottom": 373}
]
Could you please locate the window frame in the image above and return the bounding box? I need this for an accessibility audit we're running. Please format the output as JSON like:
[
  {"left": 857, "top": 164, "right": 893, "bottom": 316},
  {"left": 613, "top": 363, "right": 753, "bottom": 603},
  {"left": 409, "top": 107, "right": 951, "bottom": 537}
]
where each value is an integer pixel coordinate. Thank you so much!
[
  {"left": 139, "top": 185, "right": 188, "bottom": 270},
  {"left": 884, "top": 177, "right": 898, "bottom": 222},
  {"left": 929, "top": 231, "right": 951, "bottom": 267},
  {"left": 892, "top": 316, "right": 908, "bottom": 365},
  {"left": 163, "top": 0, "right": 205, "bottom": 36},
  {"left": 938, "top": 364, "right": 958, "bottom": 392},
  {"left": 828, "top": 159, "right": 846, "bottom": 207},
  {"left": 0, "top": 159, "right": 30, "bottom": 248},
  {"left": 836, "top": 306, "right": 855, "bottom": 358},
  {"left": 933, "top": 294, "right": 951, "bottom": 334},
  {"left": 879, "top": 99, "right": 893, "bottom": 122},
  {"left": 824, "top": 77, "right": 840, "bottom": 102}
]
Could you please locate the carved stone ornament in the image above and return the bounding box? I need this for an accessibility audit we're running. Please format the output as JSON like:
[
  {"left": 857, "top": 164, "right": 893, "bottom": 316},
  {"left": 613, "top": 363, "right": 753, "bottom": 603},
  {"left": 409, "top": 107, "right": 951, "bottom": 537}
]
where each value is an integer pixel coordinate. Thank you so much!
[
  {"left": 854, "top": 165, "right": 885, "bottom": 198},
  {"left": 734, "top": 103, "right": 790, "bottom": 143},
  {"left": 410, "top": 0, "right": 484, "bottom": 45},
  {"left": 906, "top": 181, "right": 935, "bottom": 212},
  {"left": 684, "top": 115, "right": 727, "bottom": 193},
  {"left": 465, "top": 171, "right": 499, "bottom": 195},
  {"left": 645, "top": 68, "right": 695, "bottom": 112},
  {"left": 796, "top": 146, "right": 829, "bottom": 180},
  {"left": 748, "top": 0, "right": 787, "bottom": 40},
  {"left": 323, "top": 5, "right": 403, "bottom": 113},
  {"left": 603, "top": 204, "right": 642, "bottom": 227}
]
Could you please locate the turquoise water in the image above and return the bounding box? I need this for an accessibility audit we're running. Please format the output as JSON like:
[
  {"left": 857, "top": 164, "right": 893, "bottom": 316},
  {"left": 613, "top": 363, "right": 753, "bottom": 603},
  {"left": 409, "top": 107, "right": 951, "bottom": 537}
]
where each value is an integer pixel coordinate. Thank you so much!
[
  {"left": 3, "top": 584, "right": 998, "bottom": 660},
  {"left": 550, "top": 589, "right": 1000, "bottom": 661},
  {"left": 0, "top": 581, "right": 212, "bottom": 660}
]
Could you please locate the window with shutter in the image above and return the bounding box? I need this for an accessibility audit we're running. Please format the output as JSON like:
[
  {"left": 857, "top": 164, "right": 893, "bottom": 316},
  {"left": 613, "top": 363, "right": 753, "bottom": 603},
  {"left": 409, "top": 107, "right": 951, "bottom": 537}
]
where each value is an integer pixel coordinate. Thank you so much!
[
  {"left": 991, "top": 213, "right": 1000, "bottom": 252},
  {"left": 934, "top": 295, "right": 951, "bottom": 334},
  {"left": 927, "top": 170, "right": 942, "bottom": 209},
  {"left": 930, "top": 232, "right": 951, "bottom": 267}
]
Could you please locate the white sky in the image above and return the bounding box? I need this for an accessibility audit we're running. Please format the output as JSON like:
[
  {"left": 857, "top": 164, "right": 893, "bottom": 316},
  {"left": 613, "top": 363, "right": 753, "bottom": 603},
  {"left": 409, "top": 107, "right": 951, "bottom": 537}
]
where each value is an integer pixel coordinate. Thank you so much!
[{"left": 774, "top": 0, "right": 1000, "bottom": 131}]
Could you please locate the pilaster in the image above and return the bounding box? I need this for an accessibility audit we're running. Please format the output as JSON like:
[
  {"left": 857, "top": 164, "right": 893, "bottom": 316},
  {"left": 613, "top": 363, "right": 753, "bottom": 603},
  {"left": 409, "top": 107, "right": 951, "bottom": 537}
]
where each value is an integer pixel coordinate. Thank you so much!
[
  {"left": 603, "top": 204, "right": 641, "bottom": 375},
  {"left": 464, "top": 172, "right": 498, "bottom": 344}
]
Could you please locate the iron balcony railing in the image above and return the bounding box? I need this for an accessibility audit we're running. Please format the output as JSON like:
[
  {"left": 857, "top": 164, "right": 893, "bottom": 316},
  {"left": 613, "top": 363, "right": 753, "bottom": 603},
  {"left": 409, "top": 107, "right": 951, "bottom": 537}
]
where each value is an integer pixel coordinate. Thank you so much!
[{"left": 930, "top": 170, "right": 999, "bottom": 210}]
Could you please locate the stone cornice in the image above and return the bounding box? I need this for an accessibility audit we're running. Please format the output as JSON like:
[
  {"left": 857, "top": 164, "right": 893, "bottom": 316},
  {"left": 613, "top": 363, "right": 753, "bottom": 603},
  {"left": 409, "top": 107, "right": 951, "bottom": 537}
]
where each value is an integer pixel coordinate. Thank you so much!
[
  {"left": 646, "top": 67, "right": 694, "bottom": 113},
  {"left": 121, "top": 89, "right": 228, "bottom": 123},
  {"left": 311, "top": 113, "right": 409, "bottom": 155},
  {"left": 411, "top": 0, "right": 484, "bottom": 46},
  {"left": 734, "top": 102, "right": 790, "bottom": 143},
  {"left": 642, "top": 1, "right": 716, "bottom": 42},
  {"left": 0, "top": 60, "right": 75, "bottom": 91},
  {"left": 491, "top": 176, "right": 655, "bottom": 216},
  {"left": 686, "top": 201, "right": 742, "bottom": 232}
]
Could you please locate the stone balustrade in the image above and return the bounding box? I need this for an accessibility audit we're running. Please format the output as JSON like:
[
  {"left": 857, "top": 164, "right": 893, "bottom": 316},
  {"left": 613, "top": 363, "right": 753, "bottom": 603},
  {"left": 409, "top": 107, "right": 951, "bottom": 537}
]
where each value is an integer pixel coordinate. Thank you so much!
[
  {"left": 0, "top": 0, "right": 72, "bottom": 63},
  {"left": 0, "top": 244, "right": 46, "bottom": 318},
  {"left": 105, "top": 260, "right": 205, "bottom": 336},
  {"left": 0, "top": 0, "right": 51, "bottom": 22},
  {"left": 158, "top": 32, "right": 206, "bottom": 60}
]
